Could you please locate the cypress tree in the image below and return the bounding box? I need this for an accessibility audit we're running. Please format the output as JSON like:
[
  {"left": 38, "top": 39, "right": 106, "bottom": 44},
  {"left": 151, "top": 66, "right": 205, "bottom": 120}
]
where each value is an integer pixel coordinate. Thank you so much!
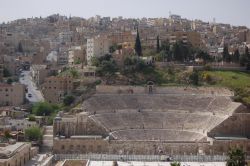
[
  {"left": 18, "top": 42, "right": 23, "bottom": 53},
  {"left": 223, "top": 45, "right": 230, "bottom": 62},
  {"left": 135, "top": 28, "right": 142, "bottom": 56},
  {"left": 233, "top": 49, "right": 240, "bottom": 63},
  {"left": 246, "top": 46, "right": 250, "bottom": 70},
  {"left": 156, "top": 35, "right": 160, "bottom": 53}
]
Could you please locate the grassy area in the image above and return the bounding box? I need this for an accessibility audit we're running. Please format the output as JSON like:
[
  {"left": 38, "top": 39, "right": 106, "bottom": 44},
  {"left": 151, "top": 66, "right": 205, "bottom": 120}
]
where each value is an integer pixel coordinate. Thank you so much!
[
  {"left": 123, "top": 66, "right": 186, "bottom": 86},
  {"left": 200, "top": 70, "right": 250, "bottom": 107},
  {"left": 201, "top": 71, "right": 250, "bottom": 89},
  {"left": 126, "top": 68, "right": 250, "bottom": 106}
]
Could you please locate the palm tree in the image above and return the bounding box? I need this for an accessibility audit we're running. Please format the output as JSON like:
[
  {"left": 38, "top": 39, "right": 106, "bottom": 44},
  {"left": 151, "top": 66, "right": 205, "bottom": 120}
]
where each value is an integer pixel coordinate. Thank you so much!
[{"left": 227, "top": 147, "right": 246, "bottom": 166}]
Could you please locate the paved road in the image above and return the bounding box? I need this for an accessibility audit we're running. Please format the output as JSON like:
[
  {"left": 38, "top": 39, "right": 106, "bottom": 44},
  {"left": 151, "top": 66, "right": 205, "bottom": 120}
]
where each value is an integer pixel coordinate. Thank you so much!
[{"left": 19, "top": 70, "right": 44, "bottom": 103}]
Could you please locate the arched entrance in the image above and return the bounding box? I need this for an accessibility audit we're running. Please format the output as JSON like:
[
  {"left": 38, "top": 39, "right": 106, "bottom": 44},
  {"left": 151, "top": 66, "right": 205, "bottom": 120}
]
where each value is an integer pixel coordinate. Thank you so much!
[{"left": 146, "top": 81, "right": 155, "bottom": 94}]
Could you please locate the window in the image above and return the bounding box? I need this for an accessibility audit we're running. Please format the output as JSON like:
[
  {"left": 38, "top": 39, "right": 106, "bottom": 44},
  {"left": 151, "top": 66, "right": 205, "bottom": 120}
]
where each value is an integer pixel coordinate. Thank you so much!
[
  {"left": 89, "top": 145, "right": 93, "bottom": 151},
  {"left": 97, "top": 145, "right": 102, "bottom": 152},
  {"left": 61, "top": 145, "right": 65, "bottom": 150},
  {"left": 82, "top": 145, "right": 86, "bottom": 152}
]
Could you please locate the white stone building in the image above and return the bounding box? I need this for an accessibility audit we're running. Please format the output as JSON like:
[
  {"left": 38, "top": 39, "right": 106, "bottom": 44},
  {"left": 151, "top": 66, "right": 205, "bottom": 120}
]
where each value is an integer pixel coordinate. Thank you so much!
[{"left": 87, "top": 35, "right": 110, "bottom": 65}]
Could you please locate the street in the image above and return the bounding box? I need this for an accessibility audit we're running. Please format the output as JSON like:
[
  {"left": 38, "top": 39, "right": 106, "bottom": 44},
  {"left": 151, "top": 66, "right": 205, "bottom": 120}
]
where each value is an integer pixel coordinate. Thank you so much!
[{"left": 19, "top": 70, "right": 44, "bottom": 103}]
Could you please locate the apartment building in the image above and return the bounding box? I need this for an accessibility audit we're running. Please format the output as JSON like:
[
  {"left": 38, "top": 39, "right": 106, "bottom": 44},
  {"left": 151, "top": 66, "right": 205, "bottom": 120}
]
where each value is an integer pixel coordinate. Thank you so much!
[
  {"left": 59, "top": 31, "right": 73, "bottom": 44},
  {"left": 0, "top": 56, "right": 3, "bottom": 82},
  {"left": 87, "top": 35, "right": 110, "bottom": 65},
  {"left": 8, "top": 118, "right": 37, "bottom": 131},
  {"left": 68, "top": 46, "right": 86, "bottom": 66},
  {"left": 0, "top": 83, "right": 26, "bottom": 107},
  {"left": 246, "top": 30, "right": 250, "bottom": 44},
  {"left": 30, "top": 65, "right": 49, "bottom": 87},
  {"left": 41, "top": 76, "right": 74, "bottom": 104},
  {"left": 143, "top": 36, "right": 161, "bottom": 48},
  {"left": 169, "top": 31, "right": 202, "bottom": 48},
  {"left": 57, "top": 46, "right": 69, "bottom": 65},
  {"left": 2, "top": 55, "right": 21, "bottom": 76},
  {"left": 108, "top": 31, "right": 136, "bottom": 45}
]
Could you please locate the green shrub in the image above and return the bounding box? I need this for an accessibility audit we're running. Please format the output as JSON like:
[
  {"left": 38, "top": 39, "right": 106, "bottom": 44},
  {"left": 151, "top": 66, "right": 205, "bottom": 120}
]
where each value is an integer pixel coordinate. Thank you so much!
[
  {"left": 25, "top": 127, "right": 42, "bottom": 141},
  {"left": 189, "top": 70, "right": 199, "bottom": 86},
  {"left": 28, "top": 115, "right": 36, "bottom": 121},
  {"left": 63, "top": 95, "right": 75, "bottom": 106},
  {"left": 32, "top": 102, "right": 58, "bottom": 116}
]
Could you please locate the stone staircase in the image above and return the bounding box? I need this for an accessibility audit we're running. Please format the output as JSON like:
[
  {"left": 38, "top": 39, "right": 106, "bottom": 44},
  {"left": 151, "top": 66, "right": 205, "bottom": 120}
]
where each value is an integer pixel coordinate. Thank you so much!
[{"left": 41, "top": 126, "right": 53, "bottom": 153}]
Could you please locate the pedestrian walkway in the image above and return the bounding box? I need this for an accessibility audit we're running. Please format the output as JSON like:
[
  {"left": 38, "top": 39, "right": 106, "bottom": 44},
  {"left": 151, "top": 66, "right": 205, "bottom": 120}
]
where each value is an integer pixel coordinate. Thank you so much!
[{"left": 41, "top": 126, "right": 53, "bottom": 153}]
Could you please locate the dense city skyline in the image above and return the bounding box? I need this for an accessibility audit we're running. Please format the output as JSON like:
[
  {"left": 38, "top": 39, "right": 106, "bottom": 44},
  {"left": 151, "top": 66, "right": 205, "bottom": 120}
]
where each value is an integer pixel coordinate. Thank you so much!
[{"left": 1, "top": 0, "right": 250, "bottom": 27}]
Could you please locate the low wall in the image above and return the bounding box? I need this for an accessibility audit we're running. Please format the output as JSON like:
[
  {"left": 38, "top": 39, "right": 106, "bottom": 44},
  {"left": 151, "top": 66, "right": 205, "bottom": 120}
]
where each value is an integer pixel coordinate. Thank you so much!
[
  {"left": 96, "top": 85, "right": 233, "bottom": 96},
  {"left": 96, "top": 85, "right": 146, "bottom": 94},
  {"left": 53, "top": 137, "right": 250, "bottom": 155}
]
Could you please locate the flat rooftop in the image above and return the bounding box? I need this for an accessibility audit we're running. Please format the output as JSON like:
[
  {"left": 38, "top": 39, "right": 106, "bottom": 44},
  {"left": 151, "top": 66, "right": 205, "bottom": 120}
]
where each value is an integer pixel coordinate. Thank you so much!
[{"left": 0, "top": 142, "right": 25, "bottom": 159}]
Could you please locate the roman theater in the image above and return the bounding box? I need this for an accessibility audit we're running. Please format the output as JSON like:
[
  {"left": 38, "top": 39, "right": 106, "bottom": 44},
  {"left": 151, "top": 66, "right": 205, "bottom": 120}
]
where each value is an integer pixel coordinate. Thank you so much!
[{"left": 53, "top": 85, "right": 250, "bottom": 155}]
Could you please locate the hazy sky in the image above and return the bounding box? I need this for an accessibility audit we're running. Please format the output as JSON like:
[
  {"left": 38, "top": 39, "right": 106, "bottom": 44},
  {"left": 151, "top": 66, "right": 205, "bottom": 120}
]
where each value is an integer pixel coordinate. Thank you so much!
[{"left": 0, "top": 0, "right": 250, "bottom": 27}]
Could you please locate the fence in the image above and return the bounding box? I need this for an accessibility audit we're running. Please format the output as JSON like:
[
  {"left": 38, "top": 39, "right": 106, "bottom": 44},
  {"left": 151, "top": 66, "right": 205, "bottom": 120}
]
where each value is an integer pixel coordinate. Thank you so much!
[{"left": 53, "top": 154, "right": 250, "bottom": 162}]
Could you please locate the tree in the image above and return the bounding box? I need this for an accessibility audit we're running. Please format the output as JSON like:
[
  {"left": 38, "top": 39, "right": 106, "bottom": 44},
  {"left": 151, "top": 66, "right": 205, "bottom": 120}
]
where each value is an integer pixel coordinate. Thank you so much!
[
  {"left": 94, "top": 54, "right": 118, "bottom": 77},
  {"left": 109, "top": 44, "right": 118, "bottom": 53},
  {"left": 63, "top": 95, "right": 75, "bottom": 106},
  {"left": 233, "top": 49, "right": 240, "bottom": 63},
  {"left": 223, "top": 45, "right": 231, "bottom": 62},
  {"left": 91, "top": 57, "right": 100, "bottom": 67},
  {"left": 28, "top": 115, "right": 36, "bottom": 121},
  {"left": 172, "top": 42, "right": 183, "bottom": 62},
  {"left": 18, "top": 42, "right": 23, "bottom": 53},
  {"left": 32, "top": 102, "right": 57, "bottom": 116},
  {"left": 239, "top": 54, "right": 247, "bottom": 66},
  {"left": 245, "top": 46, "right": 250, "bottom": 70},
  {"left": 3, "top": 68, "right": 11, "bottom": 77},
  {"left": 4, "top": 130, "right": 11, "bottom": 139},
  {"left": 135, "top": 28, "right": 142, "bottom": 56},
  {"left": 25, "top": 127, "right": 42, "bottom": 141},
  {"left": 170, "top": 161, "right": 181, "bottom": 166},
  {"left": 226, "top": 147, "right": 246, "bottom": 166},
  {"left": 189, "top": 70, "right": 199, "bottom": 86},
  {"left": 197, "top": 50, "right": 211, "bottom": 63},
  {"left": 7, "top": 78, "right": 13, "bottom": 84},
  {"left": 156, "top": 35, "right": 160, "bottom": 53},
  {"left": 70, "top": 69, "right": 79, "bottom": 78}
]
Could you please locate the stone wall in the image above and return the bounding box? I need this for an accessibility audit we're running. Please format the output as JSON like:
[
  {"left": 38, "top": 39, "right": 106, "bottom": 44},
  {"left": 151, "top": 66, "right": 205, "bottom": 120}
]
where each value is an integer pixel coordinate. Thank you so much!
[
  {"left": 96, "top": 85, "right": 146, "bottom": 94},
  {"left": 96, "top": 85, "right": 233, "bottom": 96},
  {"left": 53, "top": 138, "right": 250, "bottom": 155},
  {"left": 53, "top": 115, "right": 107, "bottom": 138},
  {"left": 53, "top": 137, "right": 109, "bottom": 154},
  {"left": 208, "top": 113, "right": 250, "bottom": 138}
]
